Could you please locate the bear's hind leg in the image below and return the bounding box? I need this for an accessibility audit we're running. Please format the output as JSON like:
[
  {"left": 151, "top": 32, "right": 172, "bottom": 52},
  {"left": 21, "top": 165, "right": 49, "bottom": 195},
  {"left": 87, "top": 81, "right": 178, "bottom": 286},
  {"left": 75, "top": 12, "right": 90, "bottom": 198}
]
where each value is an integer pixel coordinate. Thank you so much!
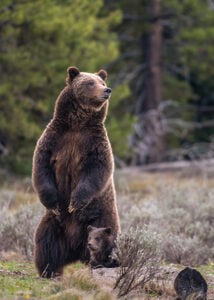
[{"left": 35, "top": 214, "right": 68, "bottom": 278}]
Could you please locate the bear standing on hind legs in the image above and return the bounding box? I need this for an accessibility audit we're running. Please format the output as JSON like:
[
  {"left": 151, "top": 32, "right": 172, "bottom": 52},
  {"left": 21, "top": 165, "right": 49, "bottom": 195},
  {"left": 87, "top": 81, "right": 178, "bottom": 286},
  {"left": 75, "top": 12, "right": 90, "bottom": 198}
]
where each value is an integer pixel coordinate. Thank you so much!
[{"left": 32, "top": 66, "right": 121, "bottom": 278}]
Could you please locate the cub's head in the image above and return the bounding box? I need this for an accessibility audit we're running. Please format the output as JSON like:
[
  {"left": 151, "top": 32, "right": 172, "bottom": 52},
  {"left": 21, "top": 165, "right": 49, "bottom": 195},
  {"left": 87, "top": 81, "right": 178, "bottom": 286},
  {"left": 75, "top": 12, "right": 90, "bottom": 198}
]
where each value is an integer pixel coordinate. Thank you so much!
[
  {"left": 66, "top": 66, "right": 111, "bottom": 111},
  {"left": 87, "top": 225, "right": 114, "bottom": 254}
]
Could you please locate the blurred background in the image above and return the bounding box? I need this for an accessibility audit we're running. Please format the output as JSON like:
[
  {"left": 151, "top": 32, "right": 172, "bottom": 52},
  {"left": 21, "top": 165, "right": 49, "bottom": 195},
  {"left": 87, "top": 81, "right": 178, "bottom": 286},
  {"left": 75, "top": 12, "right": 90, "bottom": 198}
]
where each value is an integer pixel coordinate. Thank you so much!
[
  {"left": 0, "top": 2, "right": 214, "bottom": 298},
  {"left": 0, "top": 0, "right": 214, "bottom": 175}
]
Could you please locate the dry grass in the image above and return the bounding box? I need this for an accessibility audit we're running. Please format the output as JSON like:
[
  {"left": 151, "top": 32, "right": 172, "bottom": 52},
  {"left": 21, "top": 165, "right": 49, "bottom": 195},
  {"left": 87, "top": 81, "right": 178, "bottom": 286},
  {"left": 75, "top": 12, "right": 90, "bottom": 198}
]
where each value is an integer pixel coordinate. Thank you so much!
[
  {"left": 0, "top": 187, "right": 43, "bottom": 259},
  {"left": 117, "top": 171, "right": 214, "bottom": 266},
  {"left": 0, "top": 169, "right": 214, "bottom": 299}
]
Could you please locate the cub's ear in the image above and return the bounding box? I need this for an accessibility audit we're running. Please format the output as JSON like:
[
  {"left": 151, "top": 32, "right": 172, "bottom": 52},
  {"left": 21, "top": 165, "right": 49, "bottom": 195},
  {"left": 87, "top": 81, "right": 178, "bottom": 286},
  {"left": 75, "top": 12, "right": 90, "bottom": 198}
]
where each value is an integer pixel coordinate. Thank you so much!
[
  {"left": 67, "top": 66, "right": 80, "bottom": 81},
  {"left": 104, "top": 227, "right": 112, "bottom": 235},
  {"left": 97, "top": 69, "right": 107, "bottom": 81},
  {"left": 87, "top": 225, "right": 95, "bottom": 233}
]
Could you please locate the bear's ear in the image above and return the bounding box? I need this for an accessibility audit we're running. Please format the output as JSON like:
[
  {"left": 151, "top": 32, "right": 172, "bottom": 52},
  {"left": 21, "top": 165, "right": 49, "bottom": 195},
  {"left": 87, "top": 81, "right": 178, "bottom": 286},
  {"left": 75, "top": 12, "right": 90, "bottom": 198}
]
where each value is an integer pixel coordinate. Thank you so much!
[
  {"left": 87, "top": 225, "right": 95, "bottom": 233},
  {"left": 67, "top": 66, "right": 80, "bottom": 81},
  {"left": 104, "top": 227, "right": 112, "bottom": 235},
  {"left": 97, "top": 69, "right": 107, "bottom": 81}
]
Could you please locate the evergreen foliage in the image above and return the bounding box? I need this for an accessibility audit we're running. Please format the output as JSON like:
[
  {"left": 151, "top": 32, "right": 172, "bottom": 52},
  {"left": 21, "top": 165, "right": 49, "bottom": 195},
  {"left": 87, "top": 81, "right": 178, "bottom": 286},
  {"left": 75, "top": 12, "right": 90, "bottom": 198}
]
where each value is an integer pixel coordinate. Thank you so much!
[
  {"left": 163, "top": 0, "right": 214, "bottom": 152},
  {"left": 108, "top": 0, "right": 214, "bottom": 161},
  {"left": 0, "top": 0, "right": 214, "bottom": 173},
  {"left": 0, "top": 0, "right": 123, "bottom": 174}
]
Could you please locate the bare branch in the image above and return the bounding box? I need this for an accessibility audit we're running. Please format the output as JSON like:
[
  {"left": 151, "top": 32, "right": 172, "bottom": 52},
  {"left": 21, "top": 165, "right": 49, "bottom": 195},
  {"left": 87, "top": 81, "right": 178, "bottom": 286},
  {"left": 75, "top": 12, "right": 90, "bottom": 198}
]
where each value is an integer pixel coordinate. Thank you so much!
[{"left": 114, "top": 228, "right": 161, "bottom": 298}]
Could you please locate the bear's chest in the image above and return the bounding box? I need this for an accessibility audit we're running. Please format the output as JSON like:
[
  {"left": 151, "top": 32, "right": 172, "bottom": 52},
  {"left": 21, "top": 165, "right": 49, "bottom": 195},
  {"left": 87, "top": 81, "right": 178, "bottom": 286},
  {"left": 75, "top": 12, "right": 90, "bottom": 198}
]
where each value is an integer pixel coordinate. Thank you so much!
[{"left": 51, "top": 131, "right": 86, "bottom": 188}]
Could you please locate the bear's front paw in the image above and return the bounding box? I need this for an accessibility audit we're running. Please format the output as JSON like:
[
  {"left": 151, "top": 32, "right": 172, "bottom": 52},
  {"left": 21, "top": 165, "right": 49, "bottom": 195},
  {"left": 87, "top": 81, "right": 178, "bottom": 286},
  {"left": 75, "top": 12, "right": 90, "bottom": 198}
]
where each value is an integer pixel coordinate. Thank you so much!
[
  {"left": 69, "top": 194, "right": 88, "bottom": 212},
  {"left": 39, "top": 187, "right": 58, "bottom": 210}
]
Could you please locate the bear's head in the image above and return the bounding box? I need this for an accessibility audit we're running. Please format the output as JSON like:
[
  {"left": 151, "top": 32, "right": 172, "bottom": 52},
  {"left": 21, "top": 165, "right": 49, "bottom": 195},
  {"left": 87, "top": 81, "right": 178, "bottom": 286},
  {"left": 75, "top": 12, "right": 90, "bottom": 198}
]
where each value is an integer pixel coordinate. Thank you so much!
[
  {"left": 87, "top": 225, "right": 114, "bottom": 254},
  {"left": 66, "top": 66, "right": 111, "bottom": 111}
]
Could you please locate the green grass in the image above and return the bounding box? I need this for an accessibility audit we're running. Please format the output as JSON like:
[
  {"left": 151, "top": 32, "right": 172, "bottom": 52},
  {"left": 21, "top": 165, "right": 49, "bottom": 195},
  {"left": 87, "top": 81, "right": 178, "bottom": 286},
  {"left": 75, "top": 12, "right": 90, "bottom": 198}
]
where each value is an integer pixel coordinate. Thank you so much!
[
  {"left": 0, "top": 261, "right": 115, "bottom": 300},
  {"left": 0, "top": 261, "right": 50, "bottom": 299}
]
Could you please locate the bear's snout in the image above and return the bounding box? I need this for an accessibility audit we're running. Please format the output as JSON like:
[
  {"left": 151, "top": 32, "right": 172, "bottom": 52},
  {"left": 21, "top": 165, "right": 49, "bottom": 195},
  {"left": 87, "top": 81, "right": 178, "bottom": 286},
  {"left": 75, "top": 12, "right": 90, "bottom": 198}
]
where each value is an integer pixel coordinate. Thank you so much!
[
  {"left": 104, "top": 87, "right": 112, "bottom": 99},
  {"left": 104, "top": 88, "right": 112, "bottom": 94},
  {"left": 87, "top": 242, "right": 98, "bottom": 251}
]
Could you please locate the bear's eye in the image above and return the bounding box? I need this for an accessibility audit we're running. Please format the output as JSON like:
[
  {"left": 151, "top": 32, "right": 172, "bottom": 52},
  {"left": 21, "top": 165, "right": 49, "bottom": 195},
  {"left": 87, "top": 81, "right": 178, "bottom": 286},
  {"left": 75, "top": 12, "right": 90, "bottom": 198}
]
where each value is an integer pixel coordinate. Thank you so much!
[
  {"left": 95, "top": 237, "right": 100, "bottom": 242},
  {"left": 87, "top": 81, "right": 94, "bottom": 87}
]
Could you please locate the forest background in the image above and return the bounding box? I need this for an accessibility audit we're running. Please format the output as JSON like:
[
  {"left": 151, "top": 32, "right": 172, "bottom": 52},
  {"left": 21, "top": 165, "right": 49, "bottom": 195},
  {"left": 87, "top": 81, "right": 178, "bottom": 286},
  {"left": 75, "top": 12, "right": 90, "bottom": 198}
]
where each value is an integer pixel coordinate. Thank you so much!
[{"left": 1, "top": 0, "right": 214, "bottom": 175}]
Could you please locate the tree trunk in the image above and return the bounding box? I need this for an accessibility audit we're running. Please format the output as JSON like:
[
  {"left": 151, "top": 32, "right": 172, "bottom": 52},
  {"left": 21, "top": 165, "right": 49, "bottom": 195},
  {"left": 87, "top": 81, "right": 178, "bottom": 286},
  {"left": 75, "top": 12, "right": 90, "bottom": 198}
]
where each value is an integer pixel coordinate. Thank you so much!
[{"left": 131, "top": 0, "right": 165, "bottom": 165}]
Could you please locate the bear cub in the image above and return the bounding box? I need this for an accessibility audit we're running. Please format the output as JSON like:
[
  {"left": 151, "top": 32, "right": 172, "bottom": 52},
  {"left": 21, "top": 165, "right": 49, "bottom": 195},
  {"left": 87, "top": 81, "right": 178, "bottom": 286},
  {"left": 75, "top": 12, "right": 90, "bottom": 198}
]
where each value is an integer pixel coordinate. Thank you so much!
[{"left": 87, "top": 225, "right": 120, "bottom": 269}]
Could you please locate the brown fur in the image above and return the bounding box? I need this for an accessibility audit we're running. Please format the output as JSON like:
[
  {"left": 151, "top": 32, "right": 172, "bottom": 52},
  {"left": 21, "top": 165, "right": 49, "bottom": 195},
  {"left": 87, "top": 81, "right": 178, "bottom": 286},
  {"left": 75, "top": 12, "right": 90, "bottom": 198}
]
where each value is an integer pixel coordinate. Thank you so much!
[
  {"left": 87, "top": 225, "right": 120, "bottom": 268},
  {"left": 32, "top": 67, "right": 120, "bottom": 278}
]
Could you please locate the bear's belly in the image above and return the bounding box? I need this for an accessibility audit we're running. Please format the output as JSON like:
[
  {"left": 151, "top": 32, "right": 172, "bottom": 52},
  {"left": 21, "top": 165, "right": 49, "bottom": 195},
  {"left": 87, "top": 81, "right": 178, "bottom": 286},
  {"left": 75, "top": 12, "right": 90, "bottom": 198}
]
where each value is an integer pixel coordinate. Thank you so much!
[{"left": 51, "top": 132, "right": 83, "bottom": 207}]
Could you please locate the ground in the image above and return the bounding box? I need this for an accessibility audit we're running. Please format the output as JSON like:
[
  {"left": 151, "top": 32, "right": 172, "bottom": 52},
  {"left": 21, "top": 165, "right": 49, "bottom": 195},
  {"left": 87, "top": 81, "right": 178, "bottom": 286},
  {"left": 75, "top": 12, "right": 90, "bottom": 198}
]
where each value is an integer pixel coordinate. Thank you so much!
[{"left": 0, "top": 165, "right": 213, "bottom": 299}]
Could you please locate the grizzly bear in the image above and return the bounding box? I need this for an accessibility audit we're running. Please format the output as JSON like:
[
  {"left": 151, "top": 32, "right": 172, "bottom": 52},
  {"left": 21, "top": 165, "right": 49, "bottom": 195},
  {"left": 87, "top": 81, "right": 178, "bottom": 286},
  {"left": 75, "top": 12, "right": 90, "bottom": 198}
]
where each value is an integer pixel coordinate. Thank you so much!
[
  {"left": 32, "top": 66, "right": 121, "bottom": 278},
  {"left": 87, "top": 225, "right": 120, "bottom": 268}
]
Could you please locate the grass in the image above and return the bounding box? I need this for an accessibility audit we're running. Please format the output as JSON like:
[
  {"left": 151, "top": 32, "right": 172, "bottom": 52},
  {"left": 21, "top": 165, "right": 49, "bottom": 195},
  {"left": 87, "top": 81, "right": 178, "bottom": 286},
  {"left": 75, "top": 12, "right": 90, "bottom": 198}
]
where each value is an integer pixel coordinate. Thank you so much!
[
  {"left": 0, "top": 261, "right": 49, "bottom": 299},
  {"left": 0, "top": 261, "right": 115, "bottom": 300},
  {"left": 0, "top": 169, "right": 214, "bottom": 299},
  {"left": 199, "top": 263, "right": 214, "bottom": 276}
]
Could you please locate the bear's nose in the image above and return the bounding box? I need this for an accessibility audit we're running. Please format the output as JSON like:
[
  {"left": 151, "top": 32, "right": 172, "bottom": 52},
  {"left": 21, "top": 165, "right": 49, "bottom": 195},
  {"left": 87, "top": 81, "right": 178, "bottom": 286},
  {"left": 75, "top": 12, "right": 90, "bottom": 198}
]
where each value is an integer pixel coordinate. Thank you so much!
[
  {"left": 87, "top": 242, "right": 96, "bottom": 251},
  {"left": 87, "top": 242, "right": 93, "bottom": 249},
  {"left": 104, "top": 88, "right": 112, "bottom": 94}
]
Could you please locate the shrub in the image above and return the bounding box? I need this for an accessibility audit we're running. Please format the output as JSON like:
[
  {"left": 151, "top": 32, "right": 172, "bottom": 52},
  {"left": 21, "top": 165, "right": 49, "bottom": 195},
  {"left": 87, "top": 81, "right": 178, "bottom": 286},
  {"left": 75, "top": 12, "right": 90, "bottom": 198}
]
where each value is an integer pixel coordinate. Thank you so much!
[
  {"left": 0, "top": 197, "right": 44, "bottom": 259},
  {"left": 114, "top": 227, "right": 161, "bottom": 298},
  {"left": 118, "top": 184, "right": 214, "bottom": 266}
]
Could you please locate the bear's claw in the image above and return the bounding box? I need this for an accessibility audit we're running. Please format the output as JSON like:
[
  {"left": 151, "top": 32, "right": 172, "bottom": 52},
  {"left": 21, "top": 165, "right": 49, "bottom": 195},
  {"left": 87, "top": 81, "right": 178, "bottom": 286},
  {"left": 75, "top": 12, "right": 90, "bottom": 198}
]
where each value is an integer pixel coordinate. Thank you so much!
[
  {"left": 51, "top": 208, "right": 60, "bottom": 216},
  {"left": 68, "top": 204, "right": 75, "bottom": 213}
]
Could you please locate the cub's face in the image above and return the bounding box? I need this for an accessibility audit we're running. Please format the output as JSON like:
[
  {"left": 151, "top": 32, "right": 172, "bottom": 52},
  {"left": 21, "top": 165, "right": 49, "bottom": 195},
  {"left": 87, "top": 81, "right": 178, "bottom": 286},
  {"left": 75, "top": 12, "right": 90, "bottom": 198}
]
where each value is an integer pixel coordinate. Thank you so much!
[
  {"left": 87, "top": 225, "right": 113, "bottom": 253},
  {"left": 67, "top": 66, "right": 111, "bottom": 111}
]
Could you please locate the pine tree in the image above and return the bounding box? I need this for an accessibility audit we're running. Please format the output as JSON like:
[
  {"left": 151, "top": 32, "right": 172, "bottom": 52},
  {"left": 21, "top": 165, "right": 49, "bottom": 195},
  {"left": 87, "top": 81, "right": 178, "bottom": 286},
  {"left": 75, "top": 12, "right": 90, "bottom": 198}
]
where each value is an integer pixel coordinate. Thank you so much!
[
  {"left": 0, "top": 0, "right": 122, "bottom": 174},
  {"left": 108, "top": 0, "right": 214, "bottom": 163}
]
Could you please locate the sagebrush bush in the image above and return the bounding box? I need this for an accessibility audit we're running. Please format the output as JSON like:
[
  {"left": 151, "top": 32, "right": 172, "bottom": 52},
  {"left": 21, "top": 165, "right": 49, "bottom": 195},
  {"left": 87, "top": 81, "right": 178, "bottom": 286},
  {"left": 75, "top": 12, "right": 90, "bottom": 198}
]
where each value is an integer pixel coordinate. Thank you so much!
[
  {"left": 118, "top": 184, "right": 214, "bottom": 266},
  {"left": 1, "top": 180, "right": 213, "bottom": 268},
  {"left": 114, "top": 227, "right": 161, "bottom": 297},
  {"left": 0, "top": 190, "right": 44, "bottom": 259}
]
